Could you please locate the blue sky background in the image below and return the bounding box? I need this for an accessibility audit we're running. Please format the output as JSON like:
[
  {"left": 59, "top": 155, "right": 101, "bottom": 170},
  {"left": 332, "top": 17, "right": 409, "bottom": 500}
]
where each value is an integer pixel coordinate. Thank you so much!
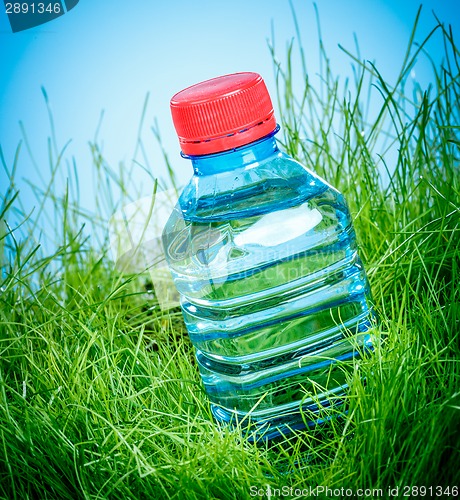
[{"left": 1, "top": 0, "right": 459, "bottom": 231}]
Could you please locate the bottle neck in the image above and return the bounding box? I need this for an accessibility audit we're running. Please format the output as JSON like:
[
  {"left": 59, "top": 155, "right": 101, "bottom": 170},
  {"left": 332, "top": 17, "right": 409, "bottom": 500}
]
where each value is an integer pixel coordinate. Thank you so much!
[{"left": 184, "top": 129, "right": 280, "bottom": 176}]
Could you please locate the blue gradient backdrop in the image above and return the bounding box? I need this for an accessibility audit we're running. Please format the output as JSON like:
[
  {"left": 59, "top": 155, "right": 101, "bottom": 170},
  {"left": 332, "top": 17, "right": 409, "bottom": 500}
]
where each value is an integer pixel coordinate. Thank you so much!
[{"left": 1, "top": 0, "right": 459, "bottom": 226}]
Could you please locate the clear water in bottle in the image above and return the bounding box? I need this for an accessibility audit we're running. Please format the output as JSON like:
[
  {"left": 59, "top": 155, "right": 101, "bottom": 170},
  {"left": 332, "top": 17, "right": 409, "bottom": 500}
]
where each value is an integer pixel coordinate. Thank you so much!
[{"left": 163, "top": 73, "right": 375, "bottom": 441}]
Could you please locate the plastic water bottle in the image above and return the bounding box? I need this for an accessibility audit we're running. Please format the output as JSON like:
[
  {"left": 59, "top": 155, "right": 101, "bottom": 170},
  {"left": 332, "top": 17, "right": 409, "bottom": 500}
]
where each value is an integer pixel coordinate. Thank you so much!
[{"left": 162, "top": 72, "right": 375, "bottom": 441}]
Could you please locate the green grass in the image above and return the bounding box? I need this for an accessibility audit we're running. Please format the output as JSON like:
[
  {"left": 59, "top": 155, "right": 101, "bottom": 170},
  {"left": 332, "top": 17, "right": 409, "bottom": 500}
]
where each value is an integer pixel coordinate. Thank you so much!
[{"left": 1, "top": 8, "right": 460, "bottom": 499}]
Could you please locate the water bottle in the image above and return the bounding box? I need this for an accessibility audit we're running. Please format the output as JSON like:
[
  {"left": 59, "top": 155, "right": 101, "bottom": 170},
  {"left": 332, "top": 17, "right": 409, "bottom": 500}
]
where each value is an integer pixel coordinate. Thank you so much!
[{"left": 162, "top": 72, "right": 375, "bottom": 441}]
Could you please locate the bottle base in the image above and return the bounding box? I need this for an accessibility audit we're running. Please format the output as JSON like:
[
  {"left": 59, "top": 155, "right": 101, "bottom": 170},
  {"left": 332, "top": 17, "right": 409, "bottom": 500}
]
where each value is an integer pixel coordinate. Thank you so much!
[
  {"left": 206, "top": 330, "right": 377, "bottom": 443},
  {"left": 211, "top": 394, "right": 348, "bottom": 443}
]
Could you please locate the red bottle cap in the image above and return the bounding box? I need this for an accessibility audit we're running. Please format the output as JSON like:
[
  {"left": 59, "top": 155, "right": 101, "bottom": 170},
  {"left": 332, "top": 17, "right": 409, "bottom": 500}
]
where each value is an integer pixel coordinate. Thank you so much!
[{"left": 170, "top": 72, "right": 277, "bottom": 156}]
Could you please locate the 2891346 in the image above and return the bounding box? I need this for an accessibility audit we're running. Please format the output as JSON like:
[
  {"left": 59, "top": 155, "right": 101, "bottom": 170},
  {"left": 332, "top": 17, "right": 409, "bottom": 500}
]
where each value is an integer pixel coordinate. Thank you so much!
[
  {"left": 402, "top": 485, "right": 458, "bottom": 497},
  {"left": 5, "top": 3, "right": 61, "bottom": 14}
]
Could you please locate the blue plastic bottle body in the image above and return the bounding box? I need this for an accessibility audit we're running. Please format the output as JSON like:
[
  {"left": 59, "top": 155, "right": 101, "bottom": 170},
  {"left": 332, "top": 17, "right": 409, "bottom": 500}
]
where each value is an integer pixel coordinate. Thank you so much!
[{"left": 162, "top": 132, "right": 374, "bottom": 440}]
